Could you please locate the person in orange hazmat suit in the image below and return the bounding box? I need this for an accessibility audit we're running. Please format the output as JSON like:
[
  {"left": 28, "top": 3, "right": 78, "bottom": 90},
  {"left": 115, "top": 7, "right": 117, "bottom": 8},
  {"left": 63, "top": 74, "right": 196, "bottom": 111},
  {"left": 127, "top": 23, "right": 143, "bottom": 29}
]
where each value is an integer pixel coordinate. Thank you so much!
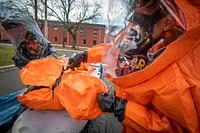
[{"left": 67, "top": 0, "right": 200, "bottom": 132}]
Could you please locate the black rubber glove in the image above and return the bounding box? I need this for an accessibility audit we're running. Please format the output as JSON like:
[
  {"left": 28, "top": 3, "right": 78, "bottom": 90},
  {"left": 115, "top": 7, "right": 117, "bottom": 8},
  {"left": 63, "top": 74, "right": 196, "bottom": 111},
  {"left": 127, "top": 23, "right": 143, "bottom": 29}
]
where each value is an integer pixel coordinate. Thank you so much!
[
  {"left": 98, "top": 92, "right": 127, "bottom": 122},
  {"left": 67, "top": 51, "right": 88, "bottom": 70}
]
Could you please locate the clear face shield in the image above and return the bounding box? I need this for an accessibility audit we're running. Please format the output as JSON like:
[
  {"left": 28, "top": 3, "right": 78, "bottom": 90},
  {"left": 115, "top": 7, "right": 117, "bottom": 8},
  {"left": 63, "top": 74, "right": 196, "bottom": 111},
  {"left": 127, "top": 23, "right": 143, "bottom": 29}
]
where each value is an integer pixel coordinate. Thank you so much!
[
  {"left": 102, "top": 0, "right": 186, "bottom": 78},
  {"left": 23, "top": 31, "right": 44, "bottom": 59},
  {"left": 2, "top": 13, "right": 49, "bottom": 60}
]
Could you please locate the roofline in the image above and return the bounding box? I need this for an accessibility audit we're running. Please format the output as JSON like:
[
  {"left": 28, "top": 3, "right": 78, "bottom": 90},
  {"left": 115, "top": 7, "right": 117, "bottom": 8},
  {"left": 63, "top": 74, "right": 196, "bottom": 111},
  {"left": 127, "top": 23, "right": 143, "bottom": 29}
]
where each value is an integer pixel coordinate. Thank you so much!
[{"left": 38, "top": 20, "right": 106, "bottom": 28}]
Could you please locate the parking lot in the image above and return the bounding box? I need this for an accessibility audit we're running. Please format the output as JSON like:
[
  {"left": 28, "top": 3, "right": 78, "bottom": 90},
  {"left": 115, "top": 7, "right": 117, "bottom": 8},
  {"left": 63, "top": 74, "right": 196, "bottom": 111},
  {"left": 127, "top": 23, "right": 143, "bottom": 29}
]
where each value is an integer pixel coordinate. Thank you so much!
[{"left": 0, "top": 67, "right": 25, "bottom": 96}]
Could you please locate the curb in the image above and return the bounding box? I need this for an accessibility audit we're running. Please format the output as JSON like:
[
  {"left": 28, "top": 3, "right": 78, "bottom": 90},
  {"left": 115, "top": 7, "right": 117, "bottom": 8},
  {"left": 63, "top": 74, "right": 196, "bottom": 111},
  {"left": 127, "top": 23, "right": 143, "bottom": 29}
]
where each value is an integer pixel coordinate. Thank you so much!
[{"left": 0, "top": 65, "right": 17, "bottom": 73}]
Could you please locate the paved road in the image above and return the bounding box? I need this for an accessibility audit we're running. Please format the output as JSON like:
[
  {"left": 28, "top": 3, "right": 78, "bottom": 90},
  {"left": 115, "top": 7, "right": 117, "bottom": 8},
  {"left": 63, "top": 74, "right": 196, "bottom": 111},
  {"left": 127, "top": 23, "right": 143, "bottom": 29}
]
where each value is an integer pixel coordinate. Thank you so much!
[
  {"left": 0, "top": 68, "right": 25, "bottom": 96},
  {"left": 56, "top": 48, "right": 78, "bottom": 57},
  {"left": 0, "top": 43, "right": 80, "bottom": 96}
]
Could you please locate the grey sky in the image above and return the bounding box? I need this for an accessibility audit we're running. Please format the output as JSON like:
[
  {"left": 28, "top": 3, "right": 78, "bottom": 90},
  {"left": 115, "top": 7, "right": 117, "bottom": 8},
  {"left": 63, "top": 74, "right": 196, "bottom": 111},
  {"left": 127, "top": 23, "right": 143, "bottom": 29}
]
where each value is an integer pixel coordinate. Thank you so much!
[{"left": 0, "top": 0, "right": 110, "bottom": 24}]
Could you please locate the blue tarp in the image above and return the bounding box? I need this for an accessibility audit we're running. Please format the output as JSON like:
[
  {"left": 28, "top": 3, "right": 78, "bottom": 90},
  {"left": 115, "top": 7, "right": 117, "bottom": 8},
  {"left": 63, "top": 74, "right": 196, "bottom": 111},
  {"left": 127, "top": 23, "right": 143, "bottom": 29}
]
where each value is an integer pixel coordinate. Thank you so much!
[{"left": 0, "top": 90, "right": 21, "bottom": 127}]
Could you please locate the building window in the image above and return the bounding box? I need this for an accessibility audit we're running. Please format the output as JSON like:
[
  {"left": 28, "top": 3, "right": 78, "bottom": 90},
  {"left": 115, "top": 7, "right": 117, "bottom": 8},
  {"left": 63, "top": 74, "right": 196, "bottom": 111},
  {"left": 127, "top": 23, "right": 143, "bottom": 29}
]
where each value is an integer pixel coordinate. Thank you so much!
[
  {"left": 83, "top": 39, "right": 86, "bottom": 45},
  {"left": 54, "top": 26, "right": 58, "bottom": 32},
  {"left": 80, "top": 29, "right": 83, "bottom": 34},
  {"left": 64, "top": 38, "right": 67, "bottom": 42},
  {"left": 94, "top": 30, "right": 98, "bottom": 35},
  {"left": 54, "top": 37, "right": 58, "bottom": 42},
  {"left": 93, "top": 40, "right": 97, "bottom": 46}
]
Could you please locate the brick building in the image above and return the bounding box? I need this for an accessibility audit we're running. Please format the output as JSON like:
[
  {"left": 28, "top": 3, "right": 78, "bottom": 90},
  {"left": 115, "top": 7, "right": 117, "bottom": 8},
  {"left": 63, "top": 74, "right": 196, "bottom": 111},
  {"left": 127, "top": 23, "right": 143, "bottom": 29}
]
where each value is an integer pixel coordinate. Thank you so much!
[
  {"left": 0, "top": 20, "right": 106, "bottom": 48},
  {"left": 0, "top": 21, "right": 10, "bottom": 41}
]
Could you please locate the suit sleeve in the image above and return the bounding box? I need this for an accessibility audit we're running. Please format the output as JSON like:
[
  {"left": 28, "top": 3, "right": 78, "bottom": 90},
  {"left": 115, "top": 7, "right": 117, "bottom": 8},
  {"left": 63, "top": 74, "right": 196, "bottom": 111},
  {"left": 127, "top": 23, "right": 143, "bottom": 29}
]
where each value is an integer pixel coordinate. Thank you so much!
[
  {"left": 87, "top": 43, "right": 106, "bottom": 63},
  {"left": 45, "top": 43, "right": 57, "bottom": 59},
  {"left": 122, "top": 101, "right": 182, "bottom": 132}
]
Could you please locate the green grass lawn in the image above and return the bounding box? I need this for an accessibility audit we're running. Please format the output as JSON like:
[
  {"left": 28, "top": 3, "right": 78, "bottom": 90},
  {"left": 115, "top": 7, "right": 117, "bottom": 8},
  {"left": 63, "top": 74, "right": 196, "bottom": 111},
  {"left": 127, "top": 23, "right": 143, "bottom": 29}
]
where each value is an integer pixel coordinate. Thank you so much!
[
  {"left": 0, "top": 46, "right": 15, "bottom": 67},
  {"left": 0, "top": 46, "right": 64, "bottom": 67}
]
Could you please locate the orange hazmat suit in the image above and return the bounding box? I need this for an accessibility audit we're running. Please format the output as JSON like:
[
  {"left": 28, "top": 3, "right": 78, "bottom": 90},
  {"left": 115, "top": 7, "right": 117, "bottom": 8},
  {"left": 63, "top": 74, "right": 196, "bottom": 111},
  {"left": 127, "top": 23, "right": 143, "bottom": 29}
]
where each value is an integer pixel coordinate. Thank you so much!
[{"left": 17, "top": 0, "right": 200, "bottom": 132}]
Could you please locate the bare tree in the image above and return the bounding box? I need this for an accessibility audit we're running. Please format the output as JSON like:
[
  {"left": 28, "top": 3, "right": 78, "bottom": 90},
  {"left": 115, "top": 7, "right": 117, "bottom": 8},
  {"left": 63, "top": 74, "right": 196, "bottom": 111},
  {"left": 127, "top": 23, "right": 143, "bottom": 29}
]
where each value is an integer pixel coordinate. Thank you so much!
[
  {"left": 23, "top": 0, "right": 53, "bottom": 31},
  {"left": 35, "top": 0, "right": 38, "bottom": 21},
  {"left": 42, "top": 0, "right": 102, "bottom": 48}
]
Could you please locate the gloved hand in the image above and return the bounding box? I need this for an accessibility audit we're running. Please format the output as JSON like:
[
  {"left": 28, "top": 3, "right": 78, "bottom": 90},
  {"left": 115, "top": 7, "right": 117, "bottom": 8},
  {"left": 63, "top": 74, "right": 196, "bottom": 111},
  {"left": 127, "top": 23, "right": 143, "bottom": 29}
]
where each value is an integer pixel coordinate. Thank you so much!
[
  {"left": 67, "top": 51, "right": 88, "bottom": 70},
  {"left": 98, "top": 92, "right": 127, "bottom": 122},
  {"left": 12, "top": 54, "right": 28, "bottom": 69}
]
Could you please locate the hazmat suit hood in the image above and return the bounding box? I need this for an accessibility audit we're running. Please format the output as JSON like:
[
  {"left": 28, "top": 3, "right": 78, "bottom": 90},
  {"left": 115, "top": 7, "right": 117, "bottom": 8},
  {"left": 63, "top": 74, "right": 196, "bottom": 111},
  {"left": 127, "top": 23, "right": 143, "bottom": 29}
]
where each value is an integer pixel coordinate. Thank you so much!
[
  {"left": 1, "top": 12, "right": 50, "bottom": 60},
  {"left": 102, "top": 0, "right": 200, "bottom": 88}
]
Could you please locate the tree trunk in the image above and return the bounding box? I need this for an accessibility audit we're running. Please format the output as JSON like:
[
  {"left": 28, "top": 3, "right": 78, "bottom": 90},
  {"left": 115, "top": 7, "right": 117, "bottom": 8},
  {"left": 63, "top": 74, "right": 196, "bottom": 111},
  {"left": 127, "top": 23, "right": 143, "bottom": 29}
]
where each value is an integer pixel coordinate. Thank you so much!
[
  {"left": 72, "top": 37, "right": 76, "bottom": 48},
  {"left": 62, "top": 31, "right": 66, "bottom": 47},
  {"left": 39, "top": 20, "right": 44, "bottom": 32},
  {"left": 72, "top": 31, "right": 77, "bottom": 48}
]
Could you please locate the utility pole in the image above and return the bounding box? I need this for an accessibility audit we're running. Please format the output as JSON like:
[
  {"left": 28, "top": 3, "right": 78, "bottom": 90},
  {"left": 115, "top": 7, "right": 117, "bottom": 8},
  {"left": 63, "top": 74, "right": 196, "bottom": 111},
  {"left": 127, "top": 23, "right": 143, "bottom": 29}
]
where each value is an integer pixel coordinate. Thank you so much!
[
  {"left": 44, "top": 0, "right": 48, "bottom": 39},
  {"left": 35, "top": 0, "right": 38, "bottom": 22}
]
